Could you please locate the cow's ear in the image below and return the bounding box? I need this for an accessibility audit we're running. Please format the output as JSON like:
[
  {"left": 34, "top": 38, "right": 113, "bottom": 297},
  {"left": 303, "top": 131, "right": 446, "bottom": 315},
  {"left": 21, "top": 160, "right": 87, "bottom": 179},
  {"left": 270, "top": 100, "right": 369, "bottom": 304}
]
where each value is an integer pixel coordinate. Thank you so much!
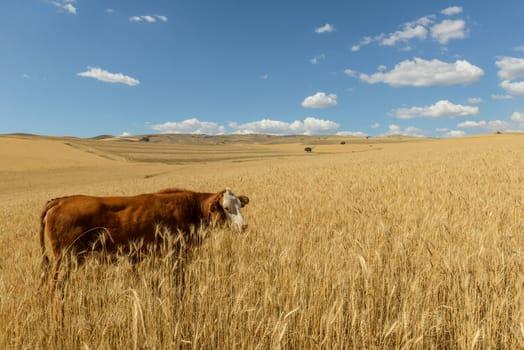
[
  {"left": 239, "top": 195, "right": 249, "bottom": 208},
  {"left": 210, "top": 198, "right": 220, "bottom": 212},
  {"left": 209, "top": 192, "right": 224, "bottom": 212}
]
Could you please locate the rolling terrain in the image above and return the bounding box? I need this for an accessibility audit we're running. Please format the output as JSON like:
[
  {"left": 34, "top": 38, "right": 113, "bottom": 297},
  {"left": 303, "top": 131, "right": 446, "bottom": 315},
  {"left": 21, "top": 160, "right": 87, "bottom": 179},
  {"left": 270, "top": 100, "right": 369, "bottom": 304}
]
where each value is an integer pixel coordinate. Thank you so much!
[{"left": 1, "top": 133, "right": 523, "bottom": 349}]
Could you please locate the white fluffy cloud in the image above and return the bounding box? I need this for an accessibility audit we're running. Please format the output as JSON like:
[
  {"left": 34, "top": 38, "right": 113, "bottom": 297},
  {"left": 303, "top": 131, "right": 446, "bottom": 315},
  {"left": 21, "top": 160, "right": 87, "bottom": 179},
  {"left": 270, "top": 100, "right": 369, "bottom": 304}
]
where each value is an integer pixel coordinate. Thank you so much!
[
  {"left": 500, "top": 80, "right": 524, "bottom": 95},
  {"left": 491, "top": 94, "right": 513, "bottom": 100},
  {"left": 496, "top": 57, "right": 524, "bottom": 95},
  {"left": 301, "top": 92, "right": 338, "bottom": 108},
  {"left": 457, "top": 121, "right": 486, "bottom": 128},
  {"left": 386, "top": 124, "right": 424, "bottom": 137},
  {"left": 457, "top": 120, "right": 511, "bottom": 131},
  {"left": 351, "top": 37, "right": 373, "bottom": 52},
  {"left": 130, "top": 15, "right": 168, "bottom": 23},
  {"left": 230, "top": 117, "right": 339, "bottom": 135},
  {"left": 467, "top": 97, "right": 482, "bottom": 104},
  {"left": 496, "top": 56, "right": 524, "bottom": 80},
  {"left": 147, "top": 117, "right": 342, "bottom": 135},
  {"left": 431, "top": 19, "right": 466, "bottom": 44},
  {"left": 445, "top": 130, "right": 466, "bottom": 137},
  {"left": 63, "top": 3, "right": 76, "bottom": 14},
  {"left": 229, "top": 119, "right": 289, "bottom": 134},
  {"left": 49, "top": 0, "right": 77, "bottom": 14},
  {"left": 310, "top": 54, "right": 326, "bottom": 65},
  {"left": 315, "top": 23, "right": 334, "bottom": 33},
  {"left": 352, "top": 7, "right": 468, "bottom": 51},
  {"left": 343, "top": 69, "right": 358, "bottom": 77},
  {"left": 511, "top": 112, "right": 524, "bottom": 122},
  {"left": 388, "top": 124, "right": 401, "bottom": 134},
  {"left": 456, "top": 112, "right": 524, "bottom": 133},
  {"left": 380, "top": 23, "right": 428, "bottom": 46},
  {"left": 353, "top": 18, "right": 431, "bottom": 51},
  {"left": 148, "top": 118, "right": 226, "bottom": 134},
  {"left": 77, "top": 67, "right": 140, "bottom": 86},
  {"left": 360, "top": 58, "right": 484, "bottom": 87},
  {"left": 441, "top": 6, "right": 463, "bottom": 16},
  {"left": 392, "top": 100, "right": 479, "bottom": 119},
  {"left": 336, "top": 131, "right": 367, "bottom": 137}
]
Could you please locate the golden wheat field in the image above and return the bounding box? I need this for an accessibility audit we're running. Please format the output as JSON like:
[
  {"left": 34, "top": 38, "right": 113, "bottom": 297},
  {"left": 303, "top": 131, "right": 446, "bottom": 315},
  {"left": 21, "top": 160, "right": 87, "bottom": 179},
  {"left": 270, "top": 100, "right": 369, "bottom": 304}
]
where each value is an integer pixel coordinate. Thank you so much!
[{"left": 1, "top": 133, "right": 524, "bottom": 349}]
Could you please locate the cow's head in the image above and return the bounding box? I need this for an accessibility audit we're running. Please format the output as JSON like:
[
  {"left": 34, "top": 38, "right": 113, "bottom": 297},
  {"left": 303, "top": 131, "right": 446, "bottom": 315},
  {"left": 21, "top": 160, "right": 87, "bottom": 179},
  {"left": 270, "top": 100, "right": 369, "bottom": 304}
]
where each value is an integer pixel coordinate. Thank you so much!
[{"left": 207, "top": 187, "right": 249, "bottom": 231}]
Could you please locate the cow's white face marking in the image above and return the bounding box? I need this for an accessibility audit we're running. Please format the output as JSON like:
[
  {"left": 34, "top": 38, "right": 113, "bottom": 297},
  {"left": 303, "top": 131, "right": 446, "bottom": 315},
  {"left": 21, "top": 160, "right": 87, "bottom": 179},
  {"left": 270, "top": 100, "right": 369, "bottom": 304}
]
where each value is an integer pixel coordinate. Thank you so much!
[{"left": 222, "top": 187, "right": 248, "bottom": 231}]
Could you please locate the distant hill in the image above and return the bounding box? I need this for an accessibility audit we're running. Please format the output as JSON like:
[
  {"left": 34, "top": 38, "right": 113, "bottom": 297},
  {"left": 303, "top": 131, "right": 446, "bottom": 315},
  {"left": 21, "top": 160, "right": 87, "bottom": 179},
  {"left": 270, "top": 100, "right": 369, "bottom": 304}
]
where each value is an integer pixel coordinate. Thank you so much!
[{"left": 91, "top": 134, "right": 115, "bottom": 140}]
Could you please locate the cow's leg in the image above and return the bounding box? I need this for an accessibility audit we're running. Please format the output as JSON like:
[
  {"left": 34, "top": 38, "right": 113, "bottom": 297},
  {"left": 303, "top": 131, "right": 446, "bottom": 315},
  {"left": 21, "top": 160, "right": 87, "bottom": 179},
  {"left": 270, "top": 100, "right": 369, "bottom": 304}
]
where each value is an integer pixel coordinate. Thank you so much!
[
  {"left": 49, "top": 254, "right": 63, "bottom": 293},
  {"left": 39, "top": 254, "right": 50, "bottom": 289}
]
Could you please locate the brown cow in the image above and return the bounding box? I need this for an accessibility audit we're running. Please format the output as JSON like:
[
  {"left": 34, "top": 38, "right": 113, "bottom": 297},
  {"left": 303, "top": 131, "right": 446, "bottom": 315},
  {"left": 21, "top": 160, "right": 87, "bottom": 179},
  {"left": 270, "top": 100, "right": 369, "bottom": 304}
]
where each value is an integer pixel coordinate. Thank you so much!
[{"left": 39, "top": 187, "right": 249, "bottom": 288}]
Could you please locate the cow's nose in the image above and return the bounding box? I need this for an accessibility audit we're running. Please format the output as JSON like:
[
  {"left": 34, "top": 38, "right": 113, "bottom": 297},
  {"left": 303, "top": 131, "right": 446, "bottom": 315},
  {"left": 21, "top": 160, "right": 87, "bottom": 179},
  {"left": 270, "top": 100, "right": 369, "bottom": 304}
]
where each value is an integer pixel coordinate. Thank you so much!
[{"left": 241, "top": 223, "right": 248, "bottom": 231}]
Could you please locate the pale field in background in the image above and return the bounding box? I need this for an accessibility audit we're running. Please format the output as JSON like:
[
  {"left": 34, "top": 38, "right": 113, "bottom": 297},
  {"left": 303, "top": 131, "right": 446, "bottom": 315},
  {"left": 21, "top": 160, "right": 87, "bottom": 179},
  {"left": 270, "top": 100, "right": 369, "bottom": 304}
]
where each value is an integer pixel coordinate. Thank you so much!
[{"left": 1, "top": 133, "right": 523, "bottom": 349}]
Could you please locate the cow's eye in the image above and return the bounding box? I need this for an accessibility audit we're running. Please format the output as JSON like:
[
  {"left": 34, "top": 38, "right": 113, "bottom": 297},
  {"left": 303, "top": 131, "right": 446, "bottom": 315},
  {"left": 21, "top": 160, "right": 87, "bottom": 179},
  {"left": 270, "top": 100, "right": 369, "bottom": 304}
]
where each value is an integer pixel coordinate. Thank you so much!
[{"left": 224, "top": 207, "right": 231, "bottom": 212}]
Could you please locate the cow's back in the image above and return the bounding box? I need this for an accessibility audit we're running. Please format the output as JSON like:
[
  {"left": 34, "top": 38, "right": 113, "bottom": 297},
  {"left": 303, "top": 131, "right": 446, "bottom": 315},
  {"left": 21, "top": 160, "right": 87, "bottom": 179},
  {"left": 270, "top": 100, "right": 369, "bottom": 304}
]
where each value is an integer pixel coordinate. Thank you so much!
[{"left": 44, "top": 192, "right": 207, "bottom": 256}]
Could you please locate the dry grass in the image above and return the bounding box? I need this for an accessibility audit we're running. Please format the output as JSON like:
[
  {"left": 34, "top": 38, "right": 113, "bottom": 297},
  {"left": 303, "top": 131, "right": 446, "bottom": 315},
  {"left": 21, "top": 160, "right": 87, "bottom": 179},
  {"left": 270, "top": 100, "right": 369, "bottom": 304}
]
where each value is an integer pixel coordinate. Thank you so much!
[{"left": 1, "top": 134, "right": 524, "bottom": 349}]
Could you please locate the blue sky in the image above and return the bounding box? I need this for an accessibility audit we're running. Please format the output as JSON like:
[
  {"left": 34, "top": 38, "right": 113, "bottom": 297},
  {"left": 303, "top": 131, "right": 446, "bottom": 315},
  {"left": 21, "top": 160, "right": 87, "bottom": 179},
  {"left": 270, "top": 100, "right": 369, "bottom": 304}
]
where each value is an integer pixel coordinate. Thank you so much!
[{"left": 2, "top": 0, "right": 524, "bottom": 137}]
